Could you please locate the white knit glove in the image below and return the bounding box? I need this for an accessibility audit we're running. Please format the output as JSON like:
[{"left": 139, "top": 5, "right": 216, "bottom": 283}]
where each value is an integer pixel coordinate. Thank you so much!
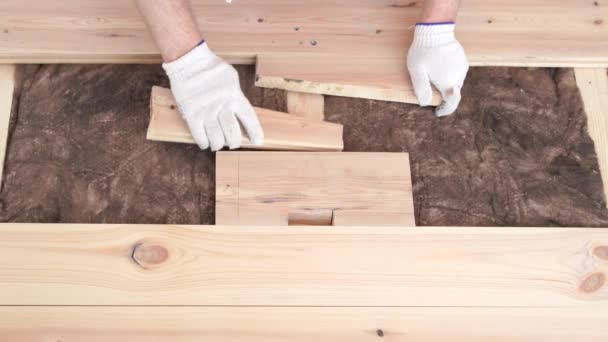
[
  {"left": 162, "top": 42, "right": 264, "bottom": 151},
  {"left": 407, "top": 23, "right": 469, "bottom": 117}
]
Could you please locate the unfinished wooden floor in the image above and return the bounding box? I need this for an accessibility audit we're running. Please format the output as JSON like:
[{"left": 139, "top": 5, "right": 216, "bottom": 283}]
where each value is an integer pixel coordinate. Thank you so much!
[
  {"left": 0, "top": 1, "right": 607, "bottom": 339},
  {"left": 0, "top": 224, "right": 606, "bottom": 340},
  {"left": 1, "top": 0, "right": 607, "bottom": 103}
]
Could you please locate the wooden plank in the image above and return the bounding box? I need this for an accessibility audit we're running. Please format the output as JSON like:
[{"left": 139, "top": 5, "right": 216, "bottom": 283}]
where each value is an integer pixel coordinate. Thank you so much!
[
  {"left": 1, "top": 1, "right": 606, "bottom": 103},
  {"left": 575, "top": 68, "right": 608, "bottom": 207},
  {"left": 0, "top": 65, "right": 15, "bottom": 190},
  {"left": 257, "top": 55, "right": 443, "bottom": 105},
  {"left": 147, "top": 86, "right": 343, "bottom": 151},
  {"left": 332, "top": 209, "right": 415, "bottom": 226},
  {"left": 0, "top": 224, "right": 607, "bottom": 306},
  {"left": 286, "top": 91, "right": 324, "bottom": 121},
  {"left": 1, "top": 0, "right": 606, "bottom": 66},
  {"left": 1, "top": 306, "right": 607, "bottom": 341},
  {"left": 215, "top": 151, "right": 416, "bottom": 226}
]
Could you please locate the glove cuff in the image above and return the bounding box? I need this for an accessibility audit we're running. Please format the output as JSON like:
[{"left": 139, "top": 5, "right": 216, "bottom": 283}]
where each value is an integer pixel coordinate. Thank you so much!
[
  {"left": 162, "top": 42, "right": 216, "bottom": 81},
  {"left": 412, "top": 23, "right": 456, "bottom": 48}
]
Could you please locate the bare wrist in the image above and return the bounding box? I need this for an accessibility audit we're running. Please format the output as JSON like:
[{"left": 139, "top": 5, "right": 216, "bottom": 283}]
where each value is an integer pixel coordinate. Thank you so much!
[
  {"left": 161, "top": 35, "right": 204, "bottom": 63},
  {"left": 418, "top": 0, "right": 460, "bottom": 23},
  {"left": 419, "top": 11, "right": 456, "bottom": 23}
]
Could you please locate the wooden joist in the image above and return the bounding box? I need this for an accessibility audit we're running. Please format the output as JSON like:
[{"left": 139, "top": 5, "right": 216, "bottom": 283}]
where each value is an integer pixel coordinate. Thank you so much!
[
  {"left": 0, "top": 224, "right": 606, "bottom": 306},
  {"left": 1, "top": 1, "right": 606, "bottom": 103},
  {"left": 0, "top": 64, "right": 15, "bottom": 189},
  {"left": 2, "top": 306, "right": 607, "bottom": 341},
  {"left": 215, "top": 151, "right": 416, "bottom": 226},
  {"left": 147, "top": 86, "right": 343, "bottom": 151},
  {"left": 575, "top": 68, "right": 608, "bottom": 207}
]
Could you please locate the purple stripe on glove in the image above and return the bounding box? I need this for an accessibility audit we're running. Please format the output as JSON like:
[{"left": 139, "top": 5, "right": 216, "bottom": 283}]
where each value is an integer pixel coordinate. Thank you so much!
[{"left": 416, "top": 21, "right": 455, "bottom": 26}]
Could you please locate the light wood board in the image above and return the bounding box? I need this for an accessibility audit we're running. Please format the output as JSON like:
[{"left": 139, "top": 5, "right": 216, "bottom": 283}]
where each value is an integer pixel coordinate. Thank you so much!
[
  {"left": 256, "top": 55, "right": 443, "bottom": 105},
  {"left": 575, "top": 68, "right": 608, "bottom": 207},
  {"left": 286, "top": 91, "right": 324, "bottom": 121},
  {"left": 2, "top": 0, "right": 605, "bottom": 65},
  {"left": 147, "top": 86, "right": 343, "bottom": 151},
  {"left": 1, "top": 306, "right": 607, "bottom": 341},
  {"left": 0, "top": 65, "right": 15, "bottom": 190},
  {"left": 0, "top": 224, "right": 607, "bottom": 306},
  {"left": 215, "top": 151, "right": 416, "bottom": 226},
  {"left": 1, "top": 1, "right": 606, "bottom": 103}
]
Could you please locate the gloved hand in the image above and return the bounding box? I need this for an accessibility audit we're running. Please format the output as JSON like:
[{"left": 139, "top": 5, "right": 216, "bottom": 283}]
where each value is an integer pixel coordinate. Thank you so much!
[
  {"left": 163, "top": 42, "right": 264, "bottom": 151},
  {"left": 407, "top": 23, "right": 469, "bottom": 117}
]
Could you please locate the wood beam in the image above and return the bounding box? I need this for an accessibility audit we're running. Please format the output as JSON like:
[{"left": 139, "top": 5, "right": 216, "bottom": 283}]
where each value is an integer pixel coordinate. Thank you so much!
[
  {"left": 0, "top": 64, "right": 15, "bottom": 189},
  {"left": 147, "top": 86, "right": 343, "bottom": 151},
  {"left": 575, "top": 68, "right": 608, "bottom": 207},
  {"left": 0, "top": 224, "right": 606, "bottom": 306}
]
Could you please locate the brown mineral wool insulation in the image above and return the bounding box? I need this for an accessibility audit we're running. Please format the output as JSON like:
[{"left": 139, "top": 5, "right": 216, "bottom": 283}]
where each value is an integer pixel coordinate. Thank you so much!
[{"left": 1, "top": 65, "right": 606, "bottom": 226}]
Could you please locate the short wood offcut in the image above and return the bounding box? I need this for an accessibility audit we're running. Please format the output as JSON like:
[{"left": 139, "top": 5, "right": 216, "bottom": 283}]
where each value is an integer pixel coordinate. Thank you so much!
[
  {"left": 147, "top": 86, "right": 344, "bottom": 151},
  {"left": 286, "top": 91, "right": 325, "bottom": 121},
  {"left": 215, "top": 151, "right": 416, "bottom": 226}
]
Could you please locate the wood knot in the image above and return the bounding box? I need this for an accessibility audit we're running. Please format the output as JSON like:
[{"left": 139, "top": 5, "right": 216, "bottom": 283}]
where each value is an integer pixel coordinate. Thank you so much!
[
  {"left": 131, "top": 242, "right": 169, "bottom": 269},
  {"left": 580, "top": 272, "right": 605, "bottom": 293},
  {"left": 594, "top": 246, "right": 608, "bottom": 260}
]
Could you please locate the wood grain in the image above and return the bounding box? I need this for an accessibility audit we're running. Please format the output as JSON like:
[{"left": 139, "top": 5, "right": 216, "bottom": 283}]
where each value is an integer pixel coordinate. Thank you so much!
[
  {"left": 215, "top": 151, "right": 416, "bottom": 226},
  {"left": 256, "top": 55, "right": 443, "bottom": 105},
  {"left": 1, "top": 1, "right": 606, "bottom": 103},
  {"left": 1, "top": 306, "right": 607, "bottom": 341},
  {"left": 1, "top": 0, "right": 605, "bottom": 66},
  {"left": 147, "top": 86, "right": 343, "bottom": 151},
  {"left": 286, "top": 91, "right": 325, "bottom": 121},
  {"left": 575, "top": 68, "right": 608, "bottom": 207},
  {"left": 0, "top": 224, "right": 606, "bottom": 306},
  {"left": 0, "top": 64, "right": 15, "bottom": 190}
]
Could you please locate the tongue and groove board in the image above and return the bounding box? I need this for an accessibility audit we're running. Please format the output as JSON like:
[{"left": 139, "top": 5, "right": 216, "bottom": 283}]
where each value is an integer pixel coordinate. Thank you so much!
[
  {"left": 2, "top": 307, "right": 607, "bottom": 341},
  {"left": 256, "top": 54, "right": 444, "bottom": 104},
  {"left": 0, "top": 224, "right": 607, "bottom": 306},
  {"left": 215, "top": 151, "right": 416, "bottom": 226},
  {"left": 147, "top": 86, "right": 344, "bottom": 151},
  {"left": 1, "top": 1, "right": 606, "bottom": 103},
  {"left": 1, "top": 0, "right": 605, "bottom": 65}
]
